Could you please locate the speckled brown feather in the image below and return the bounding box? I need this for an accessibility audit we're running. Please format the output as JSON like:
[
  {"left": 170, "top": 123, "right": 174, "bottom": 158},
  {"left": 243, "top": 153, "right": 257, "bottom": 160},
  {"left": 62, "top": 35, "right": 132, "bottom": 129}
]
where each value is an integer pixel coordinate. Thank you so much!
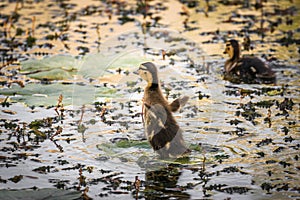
[
  {"left": 139, "top": 62, "right": 189, "bottom": 158},
  {"left": 224, "top": 39, "right": 276, "bottom": 84}
]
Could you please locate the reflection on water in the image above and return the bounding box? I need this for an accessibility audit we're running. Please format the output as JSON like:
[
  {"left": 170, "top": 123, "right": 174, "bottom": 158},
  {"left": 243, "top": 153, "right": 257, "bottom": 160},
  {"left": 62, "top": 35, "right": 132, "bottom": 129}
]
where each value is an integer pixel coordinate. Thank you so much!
[
  {"left": 0, "top": 0, "right": 299, "bottom": 199},
  {"left": 144, "top": 165, "right": 190, "bottom": 199}
]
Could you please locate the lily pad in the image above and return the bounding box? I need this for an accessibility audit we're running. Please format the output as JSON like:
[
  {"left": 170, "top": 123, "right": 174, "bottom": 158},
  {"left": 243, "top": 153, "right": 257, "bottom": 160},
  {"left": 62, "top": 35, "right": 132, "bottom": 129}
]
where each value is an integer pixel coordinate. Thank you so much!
[
  {"left": 0, "top": 83, "right": 117, "bottom": 106},
  {"left": 21, "top": 55, "right": 77, "bottom": 73},
  {"left": 27, "top": 69, "right": 74, "bottom": 81},
  {"left": 97, "top": 140, "right": 151, "bottom": 152},
  {"left": 21, "top": 55, "right": 78, "bottom": 81},
  {"left": 0, "top": 188, "right": 81, "bottom": 200},
  {"left": 20, "top": 53, "right": 149, "bottom": 81},
  {"left": 115, "top": 140, "right": 151, "bottom": 148},
  {"left": 77, "top": 52, "right": 149, "bottom": 79}
]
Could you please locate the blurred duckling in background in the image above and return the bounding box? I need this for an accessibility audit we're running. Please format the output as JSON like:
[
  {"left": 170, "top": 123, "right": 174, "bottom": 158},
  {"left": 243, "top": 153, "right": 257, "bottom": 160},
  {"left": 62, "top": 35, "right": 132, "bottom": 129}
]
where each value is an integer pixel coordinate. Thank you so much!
[
  {"left": 223, "top": 39, "right": 276, "bottom": 84},
  {"left": 138, "top": 62, "right": 190, "bottom": 159}
]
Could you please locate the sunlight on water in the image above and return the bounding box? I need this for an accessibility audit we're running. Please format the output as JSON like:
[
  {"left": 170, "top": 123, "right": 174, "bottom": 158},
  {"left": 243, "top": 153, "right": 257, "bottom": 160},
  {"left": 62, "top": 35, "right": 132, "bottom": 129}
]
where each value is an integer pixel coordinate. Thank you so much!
[{"left": 0, "top": 0, "right": 299, "bottom": 199}]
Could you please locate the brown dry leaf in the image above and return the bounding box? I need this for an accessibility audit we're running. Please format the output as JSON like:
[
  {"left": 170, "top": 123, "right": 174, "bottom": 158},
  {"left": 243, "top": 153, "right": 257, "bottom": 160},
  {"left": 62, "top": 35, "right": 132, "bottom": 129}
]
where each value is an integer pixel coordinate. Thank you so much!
[
  {"left": 57, "top": 94, "right": 63, "bottom": 105},
  {"left": 9, "top": 80, "right": 25, "bottom": 88},
  {"left": 181, "top": 5, "right": 190, "bottom": 16},
  {"left": 2, "top": 110, "right": 16, "bottom": 115},
  {"left": 46, "top": 149, "right": 62, "bottom": 153}
]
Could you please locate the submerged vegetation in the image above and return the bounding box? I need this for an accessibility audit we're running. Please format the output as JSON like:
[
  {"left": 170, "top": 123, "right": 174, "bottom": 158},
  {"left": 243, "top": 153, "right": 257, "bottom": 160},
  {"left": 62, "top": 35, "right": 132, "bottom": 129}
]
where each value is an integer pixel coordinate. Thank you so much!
[{"left": 0, "top": 0, "right": 299, "bottom": 199}]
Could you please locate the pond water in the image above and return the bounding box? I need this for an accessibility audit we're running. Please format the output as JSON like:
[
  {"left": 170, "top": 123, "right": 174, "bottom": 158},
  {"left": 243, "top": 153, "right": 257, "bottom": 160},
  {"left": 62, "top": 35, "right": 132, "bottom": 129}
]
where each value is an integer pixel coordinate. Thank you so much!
[{"left": 0, "top": 0, "right": 299, "bottom": 199}]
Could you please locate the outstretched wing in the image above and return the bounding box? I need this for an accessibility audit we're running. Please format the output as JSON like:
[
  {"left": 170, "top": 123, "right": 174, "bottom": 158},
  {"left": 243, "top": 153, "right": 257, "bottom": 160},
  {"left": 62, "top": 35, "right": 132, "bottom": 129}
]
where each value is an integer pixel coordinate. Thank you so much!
[{"left": 169, "top": 96, "right": 189, "bottom": 112}]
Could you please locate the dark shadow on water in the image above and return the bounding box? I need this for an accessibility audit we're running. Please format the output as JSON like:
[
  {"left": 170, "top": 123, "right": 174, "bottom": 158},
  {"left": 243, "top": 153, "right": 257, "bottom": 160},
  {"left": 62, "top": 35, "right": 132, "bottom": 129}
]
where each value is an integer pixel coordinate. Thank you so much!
[{"left": 143, "top": 164, "right": 190, "bottom": 200}]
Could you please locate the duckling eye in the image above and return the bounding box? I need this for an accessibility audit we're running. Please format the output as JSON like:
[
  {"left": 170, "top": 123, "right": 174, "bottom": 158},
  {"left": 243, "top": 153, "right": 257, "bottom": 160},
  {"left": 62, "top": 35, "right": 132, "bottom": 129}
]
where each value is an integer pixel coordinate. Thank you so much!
[{"left": 144, "top": 71, "right": 147, "bottom": 74}]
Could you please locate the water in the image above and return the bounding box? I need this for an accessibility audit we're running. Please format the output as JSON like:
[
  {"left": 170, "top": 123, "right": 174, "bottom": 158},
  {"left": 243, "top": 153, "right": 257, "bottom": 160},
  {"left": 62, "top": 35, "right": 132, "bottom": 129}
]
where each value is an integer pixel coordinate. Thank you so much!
[{"left": 0, "top": 0, "right": 299, "bottom": 199}]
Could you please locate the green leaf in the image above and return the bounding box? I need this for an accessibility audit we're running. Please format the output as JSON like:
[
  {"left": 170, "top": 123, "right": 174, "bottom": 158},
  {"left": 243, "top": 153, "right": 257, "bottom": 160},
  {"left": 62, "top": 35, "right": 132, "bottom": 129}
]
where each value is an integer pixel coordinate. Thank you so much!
[
  {"left": 1, "top": 83, "right": 117, "bottom": 106},
  {"left": 0, "top": 188, "right": 81, "bottom": 200},
  {"left": 21, "top": 55, "right": 77, "bottom": 74},
  {"left": 115, "top": 140, "right": 151, "bottom": 148},
  {"left": 31, "top": 128, "right": 47, "bottom": 139}
]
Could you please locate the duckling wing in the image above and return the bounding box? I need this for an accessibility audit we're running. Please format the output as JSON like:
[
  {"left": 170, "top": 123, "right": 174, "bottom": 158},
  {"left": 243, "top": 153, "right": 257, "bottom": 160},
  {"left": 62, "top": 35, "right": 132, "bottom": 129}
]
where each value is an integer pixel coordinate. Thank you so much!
[
  {"left": 144, "top": 104, "right": 169, "bottom": 144},
  {"left": 238, "top": 57, "right": 276, "bottom": 83},
  {"left": 144, "top": 104, "right": 188, "bottom": 158},
  {"left": 169, "top": 96, "right": 189, "bottom": 112},
  {"left": 240, "top": 57, "right": 274, "bottom": 75}
]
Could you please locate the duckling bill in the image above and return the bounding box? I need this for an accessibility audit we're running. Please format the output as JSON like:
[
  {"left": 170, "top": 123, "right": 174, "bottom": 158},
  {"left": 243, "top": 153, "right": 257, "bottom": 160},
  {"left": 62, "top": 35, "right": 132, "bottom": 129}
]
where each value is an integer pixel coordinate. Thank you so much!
[
  {"left": 223, "top": 39, "right": 276, "bottom": 84},
  {"left": 138, "top": 62, "right": 189, "bottom": 158}
]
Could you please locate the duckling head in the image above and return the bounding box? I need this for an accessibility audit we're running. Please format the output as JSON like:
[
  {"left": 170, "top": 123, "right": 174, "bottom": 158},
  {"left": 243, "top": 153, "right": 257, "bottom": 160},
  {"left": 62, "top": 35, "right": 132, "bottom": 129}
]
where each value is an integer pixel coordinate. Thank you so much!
[
  {"left": 138, "top": 62, "right": 159, "bottom": 88},
  {"left": 223, "top": 39, "right": 241, "bottom": 61}
]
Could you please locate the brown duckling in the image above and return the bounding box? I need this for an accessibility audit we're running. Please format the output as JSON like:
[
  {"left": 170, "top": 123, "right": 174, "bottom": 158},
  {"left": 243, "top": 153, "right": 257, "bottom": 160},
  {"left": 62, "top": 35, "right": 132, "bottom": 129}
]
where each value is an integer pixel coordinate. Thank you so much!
[
  {"left": 138, "top": 62, "right": 189, "bottom": 159},
  {"left": 223, "top": 39, "right": 276, "bottom": 84}
]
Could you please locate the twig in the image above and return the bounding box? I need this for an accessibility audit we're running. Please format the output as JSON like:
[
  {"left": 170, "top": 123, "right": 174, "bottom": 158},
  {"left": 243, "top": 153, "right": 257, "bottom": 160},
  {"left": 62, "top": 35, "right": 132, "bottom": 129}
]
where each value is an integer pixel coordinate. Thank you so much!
[
  {"left": 32, "top": 16, "right": 36, "bottom": 37},
  {"left": 55, "top": 94, "right": 64, "bottom": 119},
  {"left": 260, "top": 1, "right": 264, "bottom": 40},
  {"left": 134, "top": 176, "right": 141, "bottom": 199},
  {"left": 202, "top": 155, "right": 206, "bottom": 172},
  {"left": 78, "top": 105, "right": 85, "bottom": 126},
  {"left": 96, "top": 24, "right": 101, "bottom": 53},
  {"left": 51, "top": 139, "right": 63, "bottom": 152},
  {"left": 50, "top": 126, "right": 63, "bottom": 140}
]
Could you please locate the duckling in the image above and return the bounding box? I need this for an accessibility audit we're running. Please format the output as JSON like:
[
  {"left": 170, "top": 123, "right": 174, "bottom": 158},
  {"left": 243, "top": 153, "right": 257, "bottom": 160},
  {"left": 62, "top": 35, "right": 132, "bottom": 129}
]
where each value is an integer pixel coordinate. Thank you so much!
[
  {"left": 223, "top": 39, "right": 276, "bottom": 84},
  {"left": 138, "top": 62, "right": 189, "bottom": 158}
]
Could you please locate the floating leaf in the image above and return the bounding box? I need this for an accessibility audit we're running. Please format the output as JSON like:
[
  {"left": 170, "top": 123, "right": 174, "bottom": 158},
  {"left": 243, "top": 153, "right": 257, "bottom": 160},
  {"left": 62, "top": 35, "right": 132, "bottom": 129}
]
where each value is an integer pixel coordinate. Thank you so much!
[
  {"left": 267, "top": 89, "right": 284, "bottom": 96},
  {"left": 20, "top": 53, "right": 148, "bottom": 81},
  {"left": 115, "top": 140, "right": 151, "bottom": 148},
  {"left": 0, "top": 83, "right": 117, "bottom": 106},
  {"left": 21, "top": 55, "right": 77, "bottom": 74},
  {"left": 2, "top": 110, "right": 16, "bottom": 115},
  {"left": 20, "top": 55, "right": 78, "bottom": 81},
  {"left": 27, "top": 69, "right": 73, "bottom": 81},
  {"left": 8, "top": 175, "right": 23, "bottom": 183},
  {"left": 31, "top": 128, "right": 47, "bottom": 139},
  {"left": 77, "top": 124, "right": 87, "bottom": 133},
  {"left": 0, "top": 188, "right": 81, "bottom": 200},
  {"left": 189, "top": 143, "right": 202, "bottom": 152}
]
